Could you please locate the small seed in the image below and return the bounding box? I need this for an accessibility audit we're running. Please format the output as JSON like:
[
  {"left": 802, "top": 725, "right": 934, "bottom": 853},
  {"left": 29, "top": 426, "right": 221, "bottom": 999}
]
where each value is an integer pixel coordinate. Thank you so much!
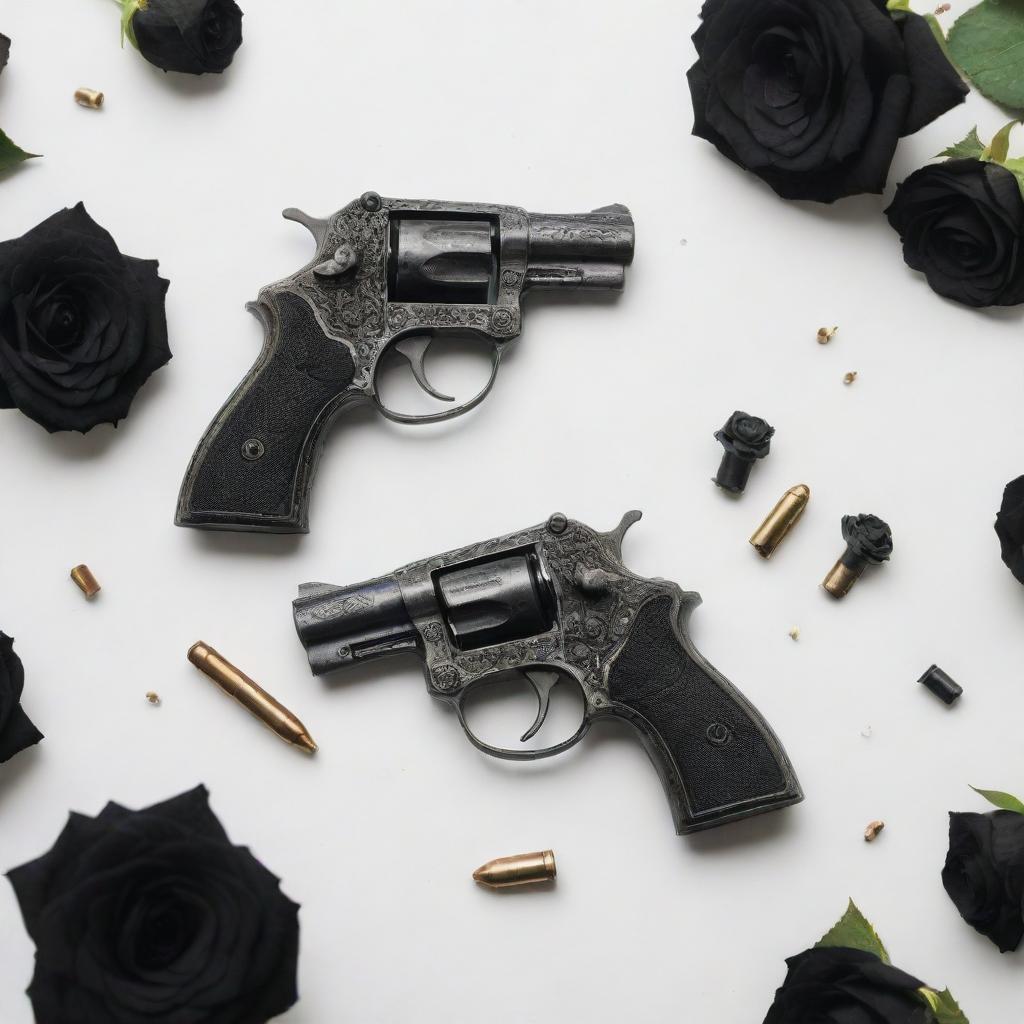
[
  {"left": 788, "top": 627, "right": 800, "bottom": 641},
  {"left": 934, "top": 3, "right": 950, "bottom": 13},
  {"left": 843, "top": 371, "right": 858, "bottom": 385},
  {"left": 817, "top": 326, "right": 838, "bottom": 344},
  {"left": 145, "top": 691, "right": 161, "bottom": 705},
  {"left": 864, "top": 820, "right": 885, "bottom": 842}
]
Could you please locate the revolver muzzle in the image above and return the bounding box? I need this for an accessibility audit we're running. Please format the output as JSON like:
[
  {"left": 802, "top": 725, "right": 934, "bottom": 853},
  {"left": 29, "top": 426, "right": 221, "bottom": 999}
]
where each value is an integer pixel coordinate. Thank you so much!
[
  {"left": 525, "top": 204, "right": 634, "bottom": 291},
  {"left": 293, "top": 577, "right": 418, "bottom": 675}
]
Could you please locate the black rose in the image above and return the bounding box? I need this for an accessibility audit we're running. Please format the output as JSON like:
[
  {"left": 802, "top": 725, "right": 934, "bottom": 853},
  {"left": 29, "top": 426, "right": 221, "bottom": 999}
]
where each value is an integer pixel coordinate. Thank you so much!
[
  {"left": 886, "top": 159, "right": 1024, "bottom": 308},
  {"left": 0, "top": 33, "right": 10, "bottom": 75},
  {"left": 995, "top": 476, "right": 1024, "bottom": 585},
  {"left": 763, "top": 947, "right": 930, "bottom": 1023},
  {"left": 942, "top": 810, "right": 1024, "bottom": 952},
  {"left": 715, "top": 410, "right": 774, "bottom": 460},
  {"left": 687, "top": 0, "right": 967, "bottom": 203},
  {"left": 0, "top": 204, "right": 170, "bottom": 433},
  {"left": 132, "top": 0, "right": 244, "bottom": 75},
  {"left": 7, "top": 785, "right": 300, "bottom": 1022},
  {"left": 0, "top": 631, "right": 43, "bottom": 764},
  {"left": 842, "top": 513, "right": 893, "bottom": 564}
]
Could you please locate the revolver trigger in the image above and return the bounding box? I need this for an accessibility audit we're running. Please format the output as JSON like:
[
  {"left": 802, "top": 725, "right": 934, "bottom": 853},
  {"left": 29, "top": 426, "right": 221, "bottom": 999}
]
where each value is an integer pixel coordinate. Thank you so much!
[
  {"left": 520, "top": 670, "right": 560, "bottom": 742},
  {"left": 392, "top": 337, "right": 455, "bottom": 403}
]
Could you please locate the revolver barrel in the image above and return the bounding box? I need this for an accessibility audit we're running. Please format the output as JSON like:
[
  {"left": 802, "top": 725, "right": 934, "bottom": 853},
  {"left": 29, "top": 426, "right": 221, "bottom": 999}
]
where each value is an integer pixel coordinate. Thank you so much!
[{"left": 525, "top": 205, "right": 634, "bottom": 290}]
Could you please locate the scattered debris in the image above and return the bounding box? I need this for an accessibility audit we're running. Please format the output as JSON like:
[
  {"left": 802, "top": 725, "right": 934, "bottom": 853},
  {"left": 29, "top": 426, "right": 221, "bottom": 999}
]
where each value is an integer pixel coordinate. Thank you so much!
[
  {"left": 817, "top": 326, "right": 838, "bottom": 344},
  {"left": 788, "top": 627, "right": 800, "bottom": 641},
  {"left": 864, "top": 820, "right": 885, "bottom": 842},
  {"left": 934, "top": 2, "right": 951, "bottom": 13},
  {"left": 861, "top": 725, "right": 873, "bottom": 738},
  {"left": 843, "top": 371, "right": 858, "bottom": 385},
  {"left": 145, "top": 691, "right": 161, "bottom": 705}
]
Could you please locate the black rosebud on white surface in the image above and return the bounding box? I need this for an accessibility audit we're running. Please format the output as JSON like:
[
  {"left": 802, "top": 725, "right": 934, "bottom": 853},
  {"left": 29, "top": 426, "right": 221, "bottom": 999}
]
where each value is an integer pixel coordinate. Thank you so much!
[
  {"left": 0, "top": 631, "right": 43, "bottom": 765},
  {"left": 841, "top": 514, "right": 893, "bottom": 566},
  {"left": 713, "top": 411, "right": 774, "bottom": 493},
  {"left": 886, "top": 160, "right": 1024, "bottom": 308},
  {"left": 942, "top": 810, "right": 1024, "bottom": 953},
  {"left": 6, "top": 785, "right": 300, "bottom": 1023},
  {"left": 687, "top": 0, "right": 967, "bottom": 203},
  {"left": 762, "top": 947, "right": 930, "bottom": 1024},
  {"left": 0, "top": 204, "right": 170, "bottom": 433},
  {"left": 131, "top": 0, "right": 244, "bottom": 75},
  {"left": 994, "top": 476, "right": 1024, "bottom": 585}
]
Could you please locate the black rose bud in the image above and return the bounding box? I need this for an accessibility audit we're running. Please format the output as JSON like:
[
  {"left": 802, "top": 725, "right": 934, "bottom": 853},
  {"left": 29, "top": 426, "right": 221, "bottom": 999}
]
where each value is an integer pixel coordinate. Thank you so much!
[
  {"left": 130, "top": 0, "right": 244, "bottom": 75},
  {"left": 995, "top": 476, "right": 1024, "bottom": 585},
  {"left": 942, "top": 810, "right": 1024, "bottom": 953},
  {"left": 763, "top": 947, "right": 930, "bottom": 1023},
  {"left": 7, "top": 785, "right": 300, "bottom": 1022},
  {"left": 0, "top": 204, "right": 170, "bottom": 433},
  {"left": 0, "top": 632, "right": 43, "bottom": 764},
  {"left": 713, "top": 410, "right": 774, "bottom": 493},
  {"left": 842, "top": 514, "right": 894, "bottom": 565},
  {"left": 687, "top": 0, "right": 967, "bottom": 204},
  {"left": 886, "top": 160, "right": 1024, "bottom": 308}
]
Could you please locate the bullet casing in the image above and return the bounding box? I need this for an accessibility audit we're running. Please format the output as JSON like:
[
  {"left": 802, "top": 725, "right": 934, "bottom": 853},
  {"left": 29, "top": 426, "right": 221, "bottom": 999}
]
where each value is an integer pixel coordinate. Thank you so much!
[
  {"left": 822, "top": 559, "right": 865, "bottom": 598},
  {"left": 74, "top": 88, "right": 104, "bottom": 109},
  {"left": 473, "top": 850, "right": 556, "bottom": 888},
  {"left": 750, "top": 484, "right": 810, "bottom": 558},
  {"left": 70, "top": 564, "right": 101, "bottom": 598},
  {"left": 188, "top": 641, "right": 317, "bottom": 753}
]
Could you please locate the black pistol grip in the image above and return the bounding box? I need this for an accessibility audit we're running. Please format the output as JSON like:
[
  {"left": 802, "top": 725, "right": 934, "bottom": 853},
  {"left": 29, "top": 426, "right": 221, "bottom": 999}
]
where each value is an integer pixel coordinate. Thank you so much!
[
  {"left": 175, "top": 291, "right": 358, "bottom": 533},
  {"left": 605, "top": 594, "right": 803, "bottom": 834}
]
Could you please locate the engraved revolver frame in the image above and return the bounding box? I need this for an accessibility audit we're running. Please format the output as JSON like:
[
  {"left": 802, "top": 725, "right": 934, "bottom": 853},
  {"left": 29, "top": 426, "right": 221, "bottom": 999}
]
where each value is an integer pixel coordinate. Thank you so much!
[
  {"left": 176, "top": 192, "right": 633, "bottom": 533},
  {"left": 294, "top": 511, "right": 804, "bottom": 834}
]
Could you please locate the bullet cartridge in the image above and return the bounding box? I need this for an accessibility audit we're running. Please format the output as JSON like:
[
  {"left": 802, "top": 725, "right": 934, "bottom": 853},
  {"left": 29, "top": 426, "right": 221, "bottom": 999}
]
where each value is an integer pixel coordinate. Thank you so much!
[
  {"left": 70, "top": 564, "right": 101, "bottom": 598},
  {"left": 473, "top": 850, "right": 556, "bottom": 889},
  {"left": 188, "top": 641, "right": 317, "bottom": 753},
  {"left": 750, "top": 484, "right": 810, "bottom": 558}
]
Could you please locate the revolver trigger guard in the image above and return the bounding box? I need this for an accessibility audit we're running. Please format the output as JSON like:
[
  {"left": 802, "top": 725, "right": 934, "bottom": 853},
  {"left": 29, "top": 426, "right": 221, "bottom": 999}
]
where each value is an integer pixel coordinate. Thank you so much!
[
  {"left": 452, "top": 664, "right": 591, "bottom": 762},
  {"left": 374, "top": 338, "right": 502, "bottom": 425}
]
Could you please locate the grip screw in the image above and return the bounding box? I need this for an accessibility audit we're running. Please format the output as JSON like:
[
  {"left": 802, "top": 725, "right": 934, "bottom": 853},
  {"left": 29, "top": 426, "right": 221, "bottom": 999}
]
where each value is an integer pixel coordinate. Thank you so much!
[
  {"left": 242, "top": 438, "right": 265, "bottom": 461},
  {"left": 360, "top": 191, "right": 382, "bottom": 212}
]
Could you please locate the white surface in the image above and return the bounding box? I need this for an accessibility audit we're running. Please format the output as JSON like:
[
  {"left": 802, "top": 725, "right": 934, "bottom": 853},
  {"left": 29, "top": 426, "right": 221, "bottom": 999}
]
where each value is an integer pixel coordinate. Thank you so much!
[{"left": 1, "top": 1, "right": 1023, "bottom": 1021}]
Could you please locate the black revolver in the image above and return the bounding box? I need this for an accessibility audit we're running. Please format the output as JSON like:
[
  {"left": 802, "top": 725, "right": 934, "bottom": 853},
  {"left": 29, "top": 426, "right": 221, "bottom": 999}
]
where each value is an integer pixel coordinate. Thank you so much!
[
  {"left": 175, "top": 192, "right": 634, "bottom": 533},
  {"left": 293, "top": 511, "right": 803, "bottom": 834}
]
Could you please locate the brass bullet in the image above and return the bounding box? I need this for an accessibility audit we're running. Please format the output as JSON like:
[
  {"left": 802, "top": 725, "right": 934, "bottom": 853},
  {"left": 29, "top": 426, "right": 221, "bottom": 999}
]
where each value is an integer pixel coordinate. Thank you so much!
[
  {"left": 187, "top": 641, "right": 318, "bottom": 754},
  {"left": 74, "top": 88, "right": 104, "bottom": 109},
  {"left": 750, "top": 484, "right": 810, "bottom": 559},
  {"left": 473, "top": 850, "right": 556, "bottom": 889},
  {"left": 822, "top": 559, "right": 864, "bottom": 598},
  {"left": 70, "top": 564, "right": 101, "bottom": 598}
]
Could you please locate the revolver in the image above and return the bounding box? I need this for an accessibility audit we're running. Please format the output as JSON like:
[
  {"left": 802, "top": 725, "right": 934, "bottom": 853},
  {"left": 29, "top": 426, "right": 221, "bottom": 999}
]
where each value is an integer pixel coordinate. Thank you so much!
[
  {"left": 175, "top": 192, "right": 634, "bottom": 534},
  {"left": 293, "top": 511, "right": 803, "bottom": 834}
]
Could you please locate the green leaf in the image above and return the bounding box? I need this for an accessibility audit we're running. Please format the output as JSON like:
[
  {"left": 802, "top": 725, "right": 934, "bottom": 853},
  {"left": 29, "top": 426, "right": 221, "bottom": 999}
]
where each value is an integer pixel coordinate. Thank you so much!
[
  {"left": 982, "top": 119, "right": 1019, "bottom": 161},
  {"left": 815, "top": 900, "right": 890, "bottom": 963},
  {"left": 119, "top": 0, "right": 146, "bottom": 49},
  {"left": 970, "top": 785, "right": 1024, "bottom": 814},
  {"left": 919, "top": 987, "right": 970, "bottom": 1024},
  {"left": 948, "top": 0, "right": 1024, "bottom": 111},
  {"left": 938, "top": 126, "right": 986, "bottom": 159},
  {"left": 887, "top": 0, "right": 912, "bottom": 10},
  {"left": 0, "top": 129, "right": 38, "bottom": 174}
]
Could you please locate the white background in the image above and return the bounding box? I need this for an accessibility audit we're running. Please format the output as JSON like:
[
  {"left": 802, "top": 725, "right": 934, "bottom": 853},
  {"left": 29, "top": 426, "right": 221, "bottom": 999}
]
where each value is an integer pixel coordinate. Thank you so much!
[{"left": 2, "top": 1, "right": 1023, "bottom": 1020}]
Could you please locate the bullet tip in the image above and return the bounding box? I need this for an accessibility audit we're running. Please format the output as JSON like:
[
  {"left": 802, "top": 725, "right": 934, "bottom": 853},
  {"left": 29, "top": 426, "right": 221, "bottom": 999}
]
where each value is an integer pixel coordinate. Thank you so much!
[
  {"left": 788, "top": 483, "right": 811, "bottom": 499},
  {"left": 297, "top": 733, "right": 318, "bottom": 754}
]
